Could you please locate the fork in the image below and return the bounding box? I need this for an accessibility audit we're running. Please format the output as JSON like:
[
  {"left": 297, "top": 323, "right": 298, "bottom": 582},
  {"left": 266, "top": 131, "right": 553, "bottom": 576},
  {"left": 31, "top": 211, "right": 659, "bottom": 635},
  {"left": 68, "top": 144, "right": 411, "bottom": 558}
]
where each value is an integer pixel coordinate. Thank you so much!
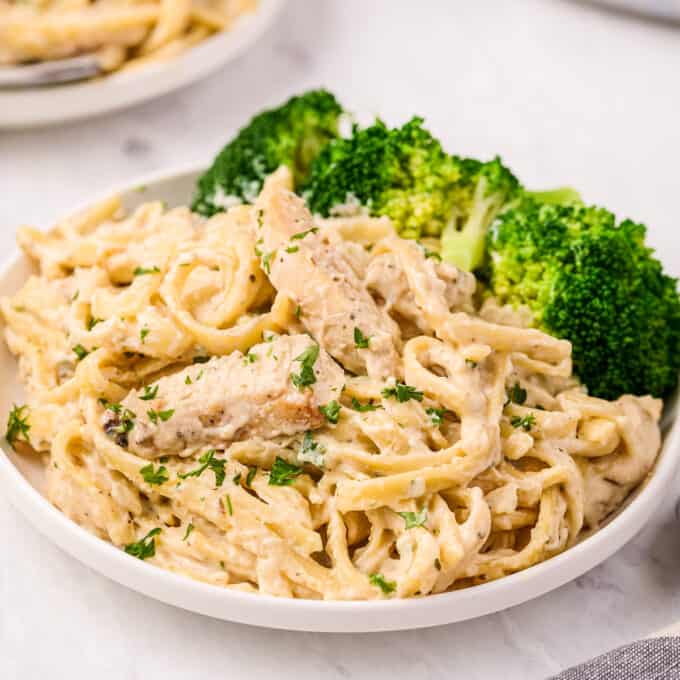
[{"left": 0, "top": 54, "right": 101, "bottom": 89}]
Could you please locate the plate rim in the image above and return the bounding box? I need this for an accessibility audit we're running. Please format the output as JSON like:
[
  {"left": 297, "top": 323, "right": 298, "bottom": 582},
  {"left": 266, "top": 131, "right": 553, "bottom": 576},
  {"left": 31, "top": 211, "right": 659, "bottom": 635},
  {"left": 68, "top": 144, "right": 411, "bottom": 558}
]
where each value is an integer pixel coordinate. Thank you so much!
[
  {"left": 0, "top": 0, "right": 287, "bottom": 129},
  {"left": 0, "top": 164, "right": 678, "bottom": 632}
]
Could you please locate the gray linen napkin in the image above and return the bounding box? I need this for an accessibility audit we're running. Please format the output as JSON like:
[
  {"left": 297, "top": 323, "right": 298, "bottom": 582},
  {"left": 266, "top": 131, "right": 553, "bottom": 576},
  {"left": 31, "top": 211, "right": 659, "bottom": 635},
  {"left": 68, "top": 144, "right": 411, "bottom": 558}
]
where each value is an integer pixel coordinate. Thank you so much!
[{"left": 551, "top": 637, "right": 680, "bottom": 679}]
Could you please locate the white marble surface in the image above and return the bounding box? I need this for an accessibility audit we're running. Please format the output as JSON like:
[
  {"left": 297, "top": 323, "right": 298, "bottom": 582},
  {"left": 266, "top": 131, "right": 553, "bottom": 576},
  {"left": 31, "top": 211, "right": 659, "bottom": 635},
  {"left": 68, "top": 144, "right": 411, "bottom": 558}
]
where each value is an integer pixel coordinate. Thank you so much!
[{"left": 1, "top": 1, "right": 680, "bottom": 678}]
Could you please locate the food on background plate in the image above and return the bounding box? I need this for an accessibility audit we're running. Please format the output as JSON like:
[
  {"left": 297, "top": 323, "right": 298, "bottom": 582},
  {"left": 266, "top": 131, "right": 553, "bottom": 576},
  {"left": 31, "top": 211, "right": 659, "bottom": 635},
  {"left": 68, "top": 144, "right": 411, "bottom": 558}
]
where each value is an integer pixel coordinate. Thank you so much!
[
  {"left": 0, "top": 0, "right": 257, "bottom": 75},
  {"left": 2, "top": 91, "right": 677, "bottom": 600}
]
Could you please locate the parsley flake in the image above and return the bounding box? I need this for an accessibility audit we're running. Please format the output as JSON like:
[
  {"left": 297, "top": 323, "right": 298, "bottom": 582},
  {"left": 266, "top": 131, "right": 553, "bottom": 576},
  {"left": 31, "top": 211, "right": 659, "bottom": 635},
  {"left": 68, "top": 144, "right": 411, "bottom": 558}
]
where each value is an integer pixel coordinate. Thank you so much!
[
  {"left": 178, "top": 449, "right": 225, "bottom": 487},
  {"left": 133, "top": 266, "right": 160, "bottom": 276},
  {"left": 182, "top": 523, "right": 194, "bottom": 541},
  {"left": 246, "top": 466, "right": 257, "bottom": 487},
  {"left": 244, "top": 351, "right": 258, "bottom": 365},
  {"left": 290, "top": 227, "right": 318, "bottom": 240},
  {"left": 225, "top": 494, "right": 233, "bottom": 516},
  {"left": 72, "top": 344, "right": 89, "bottom": 361},
  {"left": 285, "top": 246, "right": 299, "bottom": 254},
  {"left": 369, "top": 573, "right": 396, "bottom": 594},
  {"left": 508, "top": 383, "right": 527, "bottom": 405},
  {"left": 319, "top": 400, "right": 341, "bottom": 424},
  {"left": 147, "top": 408, "right": 174, "bottom": 425},
  {"left": 351, "top": 397, "right": 380, "bottom": 412},
  {"left": 298, "top": 431, "right": 325, "bottom": 467},
  {"left": 381, "top": 383, "right": 423, "bottom": 403},
  {"left": 268, "top": 457, "right": 302, "bottom": 486},
  {"left": 140, "top": 384, "right": 158, "bottom": 401},
  {"left": 5, "top": 404, "right": 30, "bottom": 449},
  {"left": 398, "top": 509, "right": 428, "bottom": 529},
  {"left": 353, "top": 327, "right": 370, "bottom": 349},
  {"left": 510, "top": 414, "right": 536, "bottom": 431},
  {"left": 425, "top": 407, "right": 448, "bottom": 426},
  {"left": 124, "top": 528, "right": 160, "bottom": 560},
  {"left": 140, "top": 326, "right": 150, "bottom": 343},
  {"left": 87, "top": 317, "right": 103, "bottom": 331},
  {"left": 290, "top": 343, "right": 319, "bottom": 390},
  {"left": 140, "top": 463, "right": 168, "bottom": 486}
]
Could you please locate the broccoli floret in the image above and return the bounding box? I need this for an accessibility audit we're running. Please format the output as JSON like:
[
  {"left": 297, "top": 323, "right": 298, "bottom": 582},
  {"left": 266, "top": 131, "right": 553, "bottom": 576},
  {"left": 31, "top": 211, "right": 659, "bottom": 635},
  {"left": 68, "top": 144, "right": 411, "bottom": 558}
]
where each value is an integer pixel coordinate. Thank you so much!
[
  {"left": 525, "top": 187, "right": 582, "bottom": 206},
  {"left": 486, "top": 199, "right": 680, "bottom": 399},
  {"left": 192, "top": 89, "right": 343, "bottom": 216},
  {"left": 440, "top": 157, "right": 520, "bottom": 271},
  {"left": 303, "top": 117, "right": 464, "bottom": 240}
]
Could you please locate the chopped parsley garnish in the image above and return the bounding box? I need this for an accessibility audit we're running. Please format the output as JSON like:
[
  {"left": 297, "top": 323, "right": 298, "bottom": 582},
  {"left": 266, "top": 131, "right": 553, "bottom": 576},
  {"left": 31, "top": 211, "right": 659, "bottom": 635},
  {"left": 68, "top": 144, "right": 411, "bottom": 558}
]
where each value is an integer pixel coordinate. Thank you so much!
[
  {"left": 182, "top": 523, "right": 194, "bottom": 541},
  {"left": 381, "top": 383, "right": 423, "bottom": 403},
  {"left": 434, "top": 557, "right": 442, "bottom": 571},
  {"left": 140, "top": 463, "right": 169, "bottom": 486},
  {"left": 147, "top": 408, "right": 174, "bottom": 425},
  {"left": 102, "top": 402, "right": 136, "bottom": 439},
  {"left": 353, "top": 327, "right": 370, "bottom": 349},
  {"left": 124, "top": 528, "right": 160, "bottom": 560},
  {"left": 351, "top": 397, "right": 380, "bottom": 412},
  {"left": 319, "top": 400, "right": 341, "bottom": 424},
  {"left": 87, "top": 317, "right": 103, "bottom": 331},
  {"left": 225, "top": 494, "right": 233, "bottom": 516},
  {"left": 133, "top": 266, "right": 160, "bottom": 276},
  {"left": 369, "top": 573, "right": 396, "bottom": 594},
  {"left": 294, "top": 304, "right": 301, "bottom": 319},
  {"left": 268, "top": 456, "right": 303, "bottom": 486},
  {"left": 178, "top": 449, "right": 225, "bottom": 487},
  {"left": 398, "top": 509, "right": 428, "bottom": 529},
  {"left": 246, "top": 466, "right": 257, "bottom": 487},
  {"left": 510, "top": 414, "right": 536, "bottom": 431},
  {"left": 285, "top": 246, "right": 299, "bottom": 254},
  {"left": 72, "top": 344, "right": 89, "bottom": 361},
  {"left": 290, "top": 343, "right": 319, "bottom": 390},
  {"left": 192, "top": 355, "right": 210, "bottom": 364},
  {"left": 508, "top": 383, "right": 527, "bottom": 405},
  {"left": 256, "top": 209, "right": 264, "bottom": 228},
  {"left": 290, "top": 227, "right": 318, "bottom": 240},
  {"left": 425, "top": 407, "right": 448, "bottom": 426},
  {"left": 232, "top": 472, "right": 242, "bottom": 485},
  {"left": 244, "top": 351, "right": 258, "bottom": 364},
  {"left": 298, "top": 431, "right": 325, "bottom": 467},
  {"left": 140, "top": 384, "right": 158, "bottom": 401},
  {"left": 140, "top": 326, "right": 149, "bottom": 343},
  {"left": 6, "top": 404, "right": 30, "bottom": 449},
  {"left": 184, "top": 375, "right": 192, "bottom": 385},
  {"left": 465, "top": 359, "right": 478, "bottom": 368},
  {"left": 264, "top": 252, "right": 275, "bottom": 275}
]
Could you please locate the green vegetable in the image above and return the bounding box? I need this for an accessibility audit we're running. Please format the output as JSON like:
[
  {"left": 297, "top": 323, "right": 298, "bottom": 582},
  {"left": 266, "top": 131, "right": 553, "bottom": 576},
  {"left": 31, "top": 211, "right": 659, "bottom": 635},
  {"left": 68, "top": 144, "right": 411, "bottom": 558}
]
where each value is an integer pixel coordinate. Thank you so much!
[
  {"left": 72, "top": 344, "right": 89, "bottom": 361},
  {"left": 133, "top": 266, "right": 160, "bottom": 276},
  {"left": 369, "top": 573, "right": 396, "bottom": 594},
  {"left": 140, "top": 463, "right": 169, "bottom": 486},
  {"left": 290, "top": 343, "right": 319, "bottom": 390},
  {"left": 353, "top": 327, "right": 370, "bottom": 349},
  {"left": 510, "top": 414, "right": 536, "bottom": 432},
  {"left": 87, "top": 317, "right": 103, "bottom": 331},
  {"left": 193, "top": 90, "right": 344, "bottom": 216},
  {"left": 507, "top": 383, "right": 527, "bottom": 405},
  {"left": 398, "top": 509, "right": 428, "bottom": 529},
  {"left": 225, "top": 494, "right": 233, "bottom": 516},
  {"left": 298, "top": 431, "right": 325, "bottom": 467},
  {"left": 381, "top": 382, "right": 423, "bottom": 403},
  {"left": 440, "top": 156, "right": 520, "bottom": 271},
  {"left": 486, "top": 199, "right": 680, "bottom": 398},
  {"left": 124, "top": 528, "right": 160, "bottom": 560},
  {"left": 269, "top": 456, "right": 303, "bottom": 486},
  {"left": 182, "top": 523, "right": 194, "bottom": 541},
  {"left": 140, "top": 384, "right": 158, "bottom": 401},
  {"left": 140, "top": 327, "right": 149, "bottom": 343},
  {"left": 246, "top": 466, "right": 257, "bottom": 487},
  {"left": 147, "top": 408, "right": 175, "bottom": 425},
  {"left": 319, "top": 400, "right": 341, "bottom": 424},
  {"left": 6, "top": 404, "right": 30, "bottom": 449},
  {"left": 350, "top": 397, "right": 380, "bottom": 412},
  {"left": 425, "top": 407, "right": 447, "bottom": 426},
  {"left": 304, "top": 117, "right": 464, "bottom": 240},
  {"left": 178, "top": 449, "right": 226, "bottom": 487}
]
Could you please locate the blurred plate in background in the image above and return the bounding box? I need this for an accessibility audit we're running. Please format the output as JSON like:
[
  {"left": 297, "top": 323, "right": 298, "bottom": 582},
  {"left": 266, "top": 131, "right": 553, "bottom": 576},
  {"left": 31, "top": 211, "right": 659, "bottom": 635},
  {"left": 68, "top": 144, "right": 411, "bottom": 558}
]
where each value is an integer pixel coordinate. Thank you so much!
[{"left": 0, "top": 0, "right": 286, "bottom": 129}]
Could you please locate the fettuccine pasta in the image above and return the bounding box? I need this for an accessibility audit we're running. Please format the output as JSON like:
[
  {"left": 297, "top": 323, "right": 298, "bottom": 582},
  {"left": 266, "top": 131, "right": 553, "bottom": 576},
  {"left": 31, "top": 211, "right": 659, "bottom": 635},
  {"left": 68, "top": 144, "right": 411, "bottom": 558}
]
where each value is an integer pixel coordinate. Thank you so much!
[
  {"left": 1, "top": 167, "right": 663, "bottom": 600},
  {"left": 0, "top": 0, "right": 257, "bottom": 73}
]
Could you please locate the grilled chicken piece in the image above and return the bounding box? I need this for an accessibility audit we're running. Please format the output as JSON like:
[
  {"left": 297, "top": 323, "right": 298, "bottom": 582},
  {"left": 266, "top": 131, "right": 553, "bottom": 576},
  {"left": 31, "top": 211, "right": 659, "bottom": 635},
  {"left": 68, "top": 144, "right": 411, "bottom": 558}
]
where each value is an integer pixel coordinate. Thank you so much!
[
  {"left": 107, "top": 334, "right": 345, "bottom": 458},
  {"left": 256, "top": 168, "right": 401, "bottom": 379}
]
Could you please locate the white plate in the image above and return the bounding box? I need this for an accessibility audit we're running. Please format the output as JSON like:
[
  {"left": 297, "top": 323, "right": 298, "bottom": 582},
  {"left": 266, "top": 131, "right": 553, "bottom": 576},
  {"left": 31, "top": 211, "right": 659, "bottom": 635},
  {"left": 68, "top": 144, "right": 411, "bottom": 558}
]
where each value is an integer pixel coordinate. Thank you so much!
[
  {"left": 1, "top": 166, "right": 679, "bottom": 632},
  {"left": 0, "top": 0, "right": 286, "bottom": 129}
]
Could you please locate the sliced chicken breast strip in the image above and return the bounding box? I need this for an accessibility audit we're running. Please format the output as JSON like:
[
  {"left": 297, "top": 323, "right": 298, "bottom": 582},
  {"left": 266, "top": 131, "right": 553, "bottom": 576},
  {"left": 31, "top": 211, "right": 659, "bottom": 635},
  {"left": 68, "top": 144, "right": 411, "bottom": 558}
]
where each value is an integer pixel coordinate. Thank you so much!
[
  {"left": 255, "top": 168, "right": 401, "bottom": 379},
  {"left": 104, "top": 334, "right": 345, "bottom": 458}
]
